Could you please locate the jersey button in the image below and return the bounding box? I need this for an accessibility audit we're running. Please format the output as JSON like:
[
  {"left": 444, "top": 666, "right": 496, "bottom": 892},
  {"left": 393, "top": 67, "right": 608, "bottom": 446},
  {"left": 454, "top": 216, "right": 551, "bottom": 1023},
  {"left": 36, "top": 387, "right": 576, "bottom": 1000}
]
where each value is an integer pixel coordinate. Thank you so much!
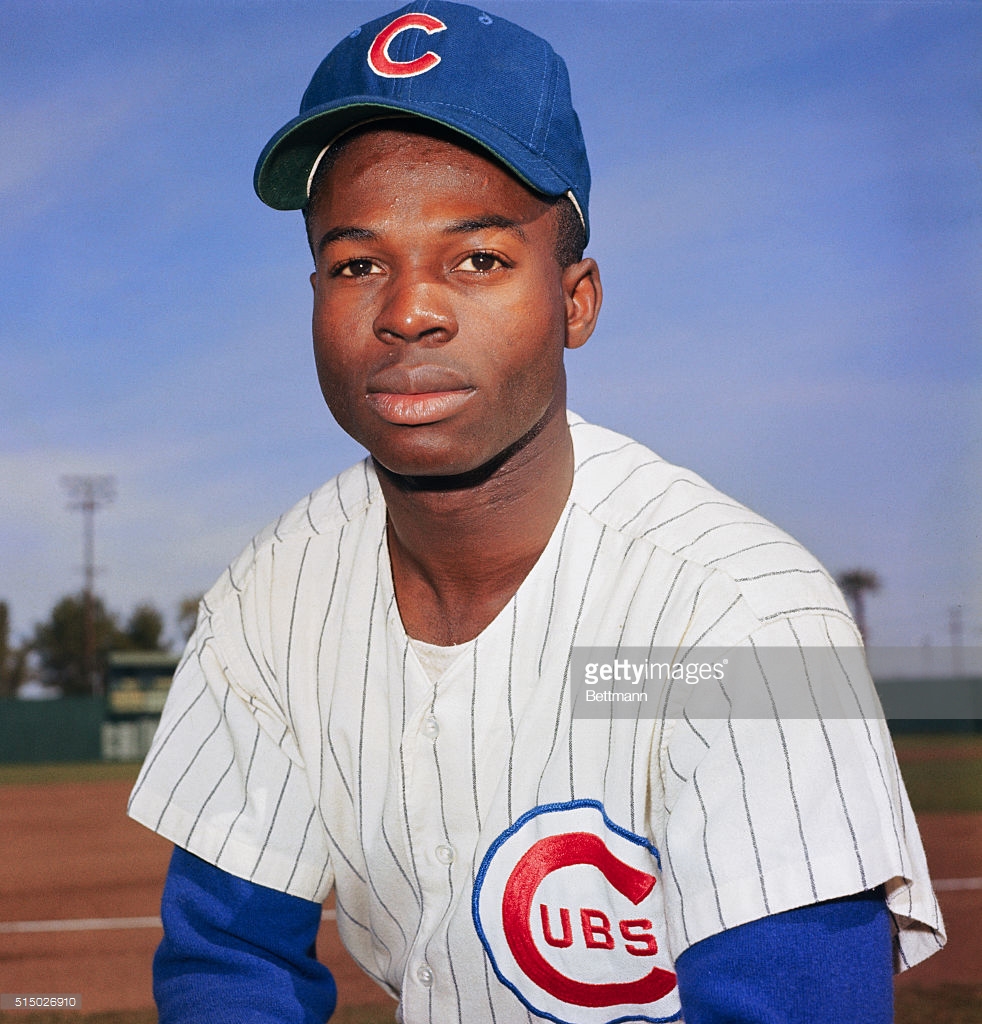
[
  {"left": 422, "top": 715, "right": 439, "bottom": 739},
  {"left": 435, "top": 844, "right": 455, "bottom": 865},
  {"left": 416, "top": 964, "right": 434, "bottom": 986}
]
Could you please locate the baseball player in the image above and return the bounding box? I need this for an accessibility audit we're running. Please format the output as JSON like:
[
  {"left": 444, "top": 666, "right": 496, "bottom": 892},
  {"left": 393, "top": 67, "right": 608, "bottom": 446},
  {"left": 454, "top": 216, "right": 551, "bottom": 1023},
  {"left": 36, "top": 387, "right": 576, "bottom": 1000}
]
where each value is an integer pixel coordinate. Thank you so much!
[{"left": 129, "top": 3, "right": 944, "bottom": 1022}]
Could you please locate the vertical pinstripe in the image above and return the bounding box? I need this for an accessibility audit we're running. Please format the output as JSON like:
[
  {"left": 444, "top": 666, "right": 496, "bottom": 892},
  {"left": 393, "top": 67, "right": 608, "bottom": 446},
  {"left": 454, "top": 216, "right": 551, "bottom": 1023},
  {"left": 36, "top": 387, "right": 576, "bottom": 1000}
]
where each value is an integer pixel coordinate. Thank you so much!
[
  {"left": 726, "top": 718, "right": 769, "bottom": 914},
  {"left": 752, "top": 639, "right": 819, "bottom": 902},
  {"left": 791, "top": 619, "right": 868, "bottom": 888}
]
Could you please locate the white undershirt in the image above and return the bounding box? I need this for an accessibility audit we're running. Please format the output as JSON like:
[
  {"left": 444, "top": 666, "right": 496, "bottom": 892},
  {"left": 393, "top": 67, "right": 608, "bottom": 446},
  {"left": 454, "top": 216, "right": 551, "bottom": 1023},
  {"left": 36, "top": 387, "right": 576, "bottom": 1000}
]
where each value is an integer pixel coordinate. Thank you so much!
[{"left": 408, "top": 635, "right": 475, "bottom": 683}]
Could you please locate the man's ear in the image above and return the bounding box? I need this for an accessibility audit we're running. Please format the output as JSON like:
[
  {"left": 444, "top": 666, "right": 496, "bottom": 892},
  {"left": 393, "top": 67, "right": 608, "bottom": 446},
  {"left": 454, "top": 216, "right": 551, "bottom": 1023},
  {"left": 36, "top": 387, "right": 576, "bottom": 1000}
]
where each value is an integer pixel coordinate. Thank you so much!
[{"left": 562, "top": 258, "right": 602, "bottom": 350}]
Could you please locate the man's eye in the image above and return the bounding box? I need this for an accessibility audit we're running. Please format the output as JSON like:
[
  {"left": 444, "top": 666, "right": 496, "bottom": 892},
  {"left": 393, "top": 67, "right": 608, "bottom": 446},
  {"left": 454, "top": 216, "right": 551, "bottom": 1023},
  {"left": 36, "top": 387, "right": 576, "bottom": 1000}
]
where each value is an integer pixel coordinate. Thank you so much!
[
  {"left": 458, "top": 252, "right": 504, "bottom": 273},
  {"left": 335, "top": 259, "right": 379, "bottom": 278}
]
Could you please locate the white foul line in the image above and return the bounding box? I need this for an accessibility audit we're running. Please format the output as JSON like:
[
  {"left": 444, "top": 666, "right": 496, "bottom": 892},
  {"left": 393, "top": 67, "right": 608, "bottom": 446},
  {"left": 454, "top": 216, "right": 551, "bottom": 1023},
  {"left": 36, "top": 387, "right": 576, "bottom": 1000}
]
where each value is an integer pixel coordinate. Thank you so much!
[
  {"left": 933, "top": 876, "right": 982, "bottom": 891},
  {"left": 0, "top": 916, "right": 162, "bottom": 934},
  {"left": 1, "top": 884, "right": 978, "bottom": 935}
]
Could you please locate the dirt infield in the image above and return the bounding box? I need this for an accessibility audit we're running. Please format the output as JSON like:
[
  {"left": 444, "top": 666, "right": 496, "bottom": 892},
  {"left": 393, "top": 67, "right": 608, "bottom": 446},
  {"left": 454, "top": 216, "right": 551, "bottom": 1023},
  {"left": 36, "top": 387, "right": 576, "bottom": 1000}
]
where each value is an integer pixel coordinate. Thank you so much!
[
  {"left": 893, "top": 812, "right": 982, "bottom": 990},
  {"left": 0, "top": 779, "right": 392, "bottom": 1017},
  {"left": 0, "top": 776, "right": 978, "bottom": 1017}
]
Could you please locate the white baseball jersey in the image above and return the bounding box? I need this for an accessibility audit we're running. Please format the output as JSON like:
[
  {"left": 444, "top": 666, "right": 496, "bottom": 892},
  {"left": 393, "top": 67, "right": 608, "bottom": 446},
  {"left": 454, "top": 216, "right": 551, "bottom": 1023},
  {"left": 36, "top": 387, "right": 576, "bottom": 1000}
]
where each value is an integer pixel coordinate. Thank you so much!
[{"left": 129, "top": 413, "right": 944, "bottom": 1024}]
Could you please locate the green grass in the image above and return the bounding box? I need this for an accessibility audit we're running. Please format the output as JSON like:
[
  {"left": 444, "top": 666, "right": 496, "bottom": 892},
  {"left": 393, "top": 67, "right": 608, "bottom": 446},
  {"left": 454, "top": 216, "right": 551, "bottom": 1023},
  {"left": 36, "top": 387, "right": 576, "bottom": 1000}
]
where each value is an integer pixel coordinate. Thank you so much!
[
  {"left": 0, "top": 761, "right": 141, "bottom": 787},
  {"left": 892, "top": 731, "right": 982, "bottom": 754},
  {"left": 6, "top": 737, "right": 981, "bottom": 814},
  {"left": 893, "top": 732, "right": 982, "bottom": 813},
  {"left": 899, "top": 757, "right": 982, "bottom": 812}
]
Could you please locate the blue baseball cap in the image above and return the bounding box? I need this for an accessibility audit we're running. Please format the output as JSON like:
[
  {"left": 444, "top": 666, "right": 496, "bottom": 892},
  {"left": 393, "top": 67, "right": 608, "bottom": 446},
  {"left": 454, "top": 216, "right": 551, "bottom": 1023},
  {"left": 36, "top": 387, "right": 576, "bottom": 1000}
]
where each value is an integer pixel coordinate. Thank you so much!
[{"left": 254, "top": 1, "right": 590, "bottom": 239}]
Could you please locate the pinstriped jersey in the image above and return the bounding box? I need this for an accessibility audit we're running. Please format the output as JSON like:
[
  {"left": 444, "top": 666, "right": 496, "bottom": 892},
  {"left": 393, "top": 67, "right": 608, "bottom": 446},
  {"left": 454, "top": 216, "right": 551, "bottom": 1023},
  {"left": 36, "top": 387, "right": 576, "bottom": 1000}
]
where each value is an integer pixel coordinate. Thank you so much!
[{"left": 128, "top": 413, "right": 944, "bottom": 1023}]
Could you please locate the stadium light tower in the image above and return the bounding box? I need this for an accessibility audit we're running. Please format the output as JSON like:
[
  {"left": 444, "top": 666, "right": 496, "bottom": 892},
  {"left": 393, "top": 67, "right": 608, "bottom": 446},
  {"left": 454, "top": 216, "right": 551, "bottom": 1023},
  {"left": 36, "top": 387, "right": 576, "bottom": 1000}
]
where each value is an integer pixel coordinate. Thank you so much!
[{"left": 61, "top": 474, "right": 116, "bottom": 695}]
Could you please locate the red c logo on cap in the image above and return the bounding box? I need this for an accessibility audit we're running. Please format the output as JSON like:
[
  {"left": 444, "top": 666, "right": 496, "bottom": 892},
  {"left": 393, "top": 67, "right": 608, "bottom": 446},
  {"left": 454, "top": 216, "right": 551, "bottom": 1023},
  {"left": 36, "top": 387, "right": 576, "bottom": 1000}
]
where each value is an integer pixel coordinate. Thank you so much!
[{"left": 368, "top": 13, "right": 447, "bottom": 78}]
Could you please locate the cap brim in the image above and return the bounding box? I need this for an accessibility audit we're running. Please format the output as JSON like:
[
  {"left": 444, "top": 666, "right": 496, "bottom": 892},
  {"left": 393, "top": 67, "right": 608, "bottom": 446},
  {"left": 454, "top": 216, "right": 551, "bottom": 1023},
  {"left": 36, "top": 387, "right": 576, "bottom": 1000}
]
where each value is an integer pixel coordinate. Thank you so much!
[{"left": 254, "top": 98, "right": 574, "bottom": 212}]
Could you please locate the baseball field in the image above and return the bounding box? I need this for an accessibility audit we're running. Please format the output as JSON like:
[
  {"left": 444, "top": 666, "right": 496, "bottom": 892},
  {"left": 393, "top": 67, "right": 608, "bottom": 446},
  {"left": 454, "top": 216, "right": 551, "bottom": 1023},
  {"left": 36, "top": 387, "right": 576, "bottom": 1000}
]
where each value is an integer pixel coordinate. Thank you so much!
[{"left": 1, "top": 733, "right": 979, "bottom": 1024}]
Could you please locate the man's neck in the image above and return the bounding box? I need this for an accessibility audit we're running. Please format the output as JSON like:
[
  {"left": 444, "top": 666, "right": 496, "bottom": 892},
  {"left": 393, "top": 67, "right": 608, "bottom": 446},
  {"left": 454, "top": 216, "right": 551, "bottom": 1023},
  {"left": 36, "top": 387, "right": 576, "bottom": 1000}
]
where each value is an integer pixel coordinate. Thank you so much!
[{"left": 376, "top": 407, "right": 574, "bottom": 645}]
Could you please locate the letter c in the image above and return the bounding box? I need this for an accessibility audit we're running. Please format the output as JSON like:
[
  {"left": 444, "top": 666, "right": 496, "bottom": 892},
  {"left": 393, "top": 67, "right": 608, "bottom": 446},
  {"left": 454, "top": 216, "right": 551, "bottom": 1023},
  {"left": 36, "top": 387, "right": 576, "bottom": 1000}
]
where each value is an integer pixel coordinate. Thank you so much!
[{"left": 368, "top": 13, "right": 447, "bottom": 78}]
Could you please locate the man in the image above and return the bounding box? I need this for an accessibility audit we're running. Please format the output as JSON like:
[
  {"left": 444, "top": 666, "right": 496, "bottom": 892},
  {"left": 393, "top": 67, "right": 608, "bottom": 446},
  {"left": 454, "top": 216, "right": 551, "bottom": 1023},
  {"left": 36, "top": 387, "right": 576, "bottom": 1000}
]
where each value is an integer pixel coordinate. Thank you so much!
[{"left": 129, "top": 4, "right": 944, "bottom": 1021}]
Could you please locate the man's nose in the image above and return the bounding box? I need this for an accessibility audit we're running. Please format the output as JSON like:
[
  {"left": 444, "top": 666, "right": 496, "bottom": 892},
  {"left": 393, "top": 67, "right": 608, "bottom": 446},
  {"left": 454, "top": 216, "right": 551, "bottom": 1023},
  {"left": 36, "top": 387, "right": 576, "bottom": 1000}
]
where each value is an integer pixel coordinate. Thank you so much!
[{"left": 373, "top": 272, "right": 458, "bottom": 346}]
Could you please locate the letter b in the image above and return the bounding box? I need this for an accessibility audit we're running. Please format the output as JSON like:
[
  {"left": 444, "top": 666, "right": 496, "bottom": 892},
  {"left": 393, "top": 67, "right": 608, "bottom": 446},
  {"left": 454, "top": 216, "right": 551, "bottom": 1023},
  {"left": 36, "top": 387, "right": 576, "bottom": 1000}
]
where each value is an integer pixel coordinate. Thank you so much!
[{"left": 580, "top": 908, "right": 614, "bottom": 949}]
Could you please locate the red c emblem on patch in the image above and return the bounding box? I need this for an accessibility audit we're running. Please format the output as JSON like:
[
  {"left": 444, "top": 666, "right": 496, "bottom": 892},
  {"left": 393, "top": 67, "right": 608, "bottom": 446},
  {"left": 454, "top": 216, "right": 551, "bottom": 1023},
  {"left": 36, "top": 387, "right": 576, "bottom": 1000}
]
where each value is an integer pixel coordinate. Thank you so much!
[
  {"left": 367, "top": 13, "right": 447, "bottom": 78},
  {"left": 502, "top": 832, "right": 677, "bottom": 1007},
  {"left": 474, "top": 801, "right": 680, "bottom": 1023}
]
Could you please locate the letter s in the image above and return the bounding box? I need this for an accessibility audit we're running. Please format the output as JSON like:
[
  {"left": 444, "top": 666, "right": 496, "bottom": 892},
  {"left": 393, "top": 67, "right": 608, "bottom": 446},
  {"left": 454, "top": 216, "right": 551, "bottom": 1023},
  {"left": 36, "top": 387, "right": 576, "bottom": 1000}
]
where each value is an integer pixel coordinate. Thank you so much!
[{"left": 620, "top": 918, "right": 658, "bottom": 957}]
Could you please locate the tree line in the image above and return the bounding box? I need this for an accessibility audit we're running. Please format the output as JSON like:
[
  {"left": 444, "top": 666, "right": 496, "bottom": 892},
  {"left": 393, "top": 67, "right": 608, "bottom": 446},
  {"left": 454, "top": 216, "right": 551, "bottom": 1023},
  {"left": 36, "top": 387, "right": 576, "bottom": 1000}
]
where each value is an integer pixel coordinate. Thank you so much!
[
  {"left": 0, "top": 569, "right": 881, "bottom": 699},
  {"left": 0, "top": 594, "right": 200, "bottom": 699}
]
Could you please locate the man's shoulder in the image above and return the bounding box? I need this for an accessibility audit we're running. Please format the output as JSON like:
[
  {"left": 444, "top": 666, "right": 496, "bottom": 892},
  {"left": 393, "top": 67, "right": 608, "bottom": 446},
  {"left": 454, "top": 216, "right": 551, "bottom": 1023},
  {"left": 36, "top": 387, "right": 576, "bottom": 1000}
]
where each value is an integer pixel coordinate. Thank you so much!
[
  {"left": 569, "top": 414, "right": 786, "bottom": 554},
  {"left": 211, "top": 457, "right": 381, "bottom": 601},
  {"left": 568, "top": 414, "right": 850, "bottom": 622}
]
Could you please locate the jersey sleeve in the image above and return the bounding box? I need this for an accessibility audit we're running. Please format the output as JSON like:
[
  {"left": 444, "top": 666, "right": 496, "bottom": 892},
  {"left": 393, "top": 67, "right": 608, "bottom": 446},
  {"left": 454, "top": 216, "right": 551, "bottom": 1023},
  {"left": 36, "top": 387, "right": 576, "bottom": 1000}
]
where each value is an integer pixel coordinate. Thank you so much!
[
  {"left": 654, "top": 612, "right": 945, "bottom": 973},
  {"left": 128, "top": 593, "right": 335, "bottom": 903}
]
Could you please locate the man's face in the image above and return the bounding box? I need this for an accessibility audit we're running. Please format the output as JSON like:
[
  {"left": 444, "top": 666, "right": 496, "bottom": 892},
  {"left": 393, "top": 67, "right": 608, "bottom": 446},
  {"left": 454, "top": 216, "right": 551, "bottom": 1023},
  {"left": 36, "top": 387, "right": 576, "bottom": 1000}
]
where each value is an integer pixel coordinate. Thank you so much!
[{"left": 307, "top": 127, "right": 592, "bottom": 478}]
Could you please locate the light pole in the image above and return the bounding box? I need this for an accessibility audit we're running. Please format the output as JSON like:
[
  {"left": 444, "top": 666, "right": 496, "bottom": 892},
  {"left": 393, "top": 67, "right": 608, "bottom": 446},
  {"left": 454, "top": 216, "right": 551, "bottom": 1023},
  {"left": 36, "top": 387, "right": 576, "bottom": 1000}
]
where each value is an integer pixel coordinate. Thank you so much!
[{"left": 61, "top": 474, "right": 116, "bottom": 695}]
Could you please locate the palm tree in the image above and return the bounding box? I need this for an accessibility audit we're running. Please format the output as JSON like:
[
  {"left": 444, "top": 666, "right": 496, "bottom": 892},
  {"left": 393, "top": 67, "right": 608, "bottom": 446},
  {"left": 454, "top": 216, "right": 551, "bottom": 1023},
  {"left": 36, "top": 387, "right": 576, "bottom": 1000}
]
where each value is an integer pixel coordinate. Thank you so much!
[{"left": 836, "top": 569, "right": 881, "bottom": 644}]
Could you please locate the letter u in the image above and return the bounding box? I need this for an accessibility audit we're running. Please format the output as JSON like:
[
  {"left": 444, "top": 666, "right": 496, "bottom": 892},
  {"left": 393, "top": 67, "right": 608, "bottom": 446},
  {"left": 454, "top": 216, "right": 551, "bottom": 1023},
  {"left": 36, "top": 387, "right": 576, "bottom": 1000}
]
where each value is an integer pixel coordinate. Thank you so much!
[{"left": 539, "top": 904, "right": 573, "bottom": 948}]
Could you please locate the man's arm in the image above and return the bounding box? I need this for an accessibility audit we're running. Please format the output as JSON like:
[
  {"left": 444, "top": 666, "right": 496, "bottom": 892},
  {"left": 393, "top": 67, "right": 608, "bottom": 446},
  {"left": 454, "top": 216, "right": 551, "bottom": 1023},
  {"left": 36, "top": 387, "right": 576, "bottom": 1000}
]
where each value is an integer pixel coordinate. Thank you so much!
[
  {"left": 675, "top": 888, "right": 892, "bottom": 1023},
  {"left": 155, "top": 846, "right": 337, "bottom": 1024}
]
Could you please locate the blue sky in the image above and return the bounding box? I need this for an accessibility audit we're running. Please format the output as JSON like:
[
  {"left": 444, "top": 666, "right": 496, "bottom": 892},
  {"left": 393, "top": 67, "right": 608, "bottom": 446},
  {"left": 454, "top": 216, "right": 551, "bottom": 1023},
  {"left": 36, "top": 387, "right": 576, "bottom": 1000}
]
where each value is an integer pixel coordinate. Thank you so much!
[{"left": 2, "top": 0, "right": 979, "bottom": 657}]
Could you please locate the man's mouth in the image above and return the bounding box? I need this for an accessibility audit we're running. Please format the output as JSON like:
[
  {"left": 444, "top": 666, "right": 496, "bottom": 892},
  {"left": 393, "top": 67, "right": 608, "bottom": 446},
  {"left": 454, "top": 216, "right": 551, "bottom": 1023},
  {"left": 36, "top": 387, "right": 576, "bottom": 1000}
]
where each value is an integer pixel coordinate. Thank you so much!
[{"left": 366, "top": 365, "right": 475, "bottom": 426}]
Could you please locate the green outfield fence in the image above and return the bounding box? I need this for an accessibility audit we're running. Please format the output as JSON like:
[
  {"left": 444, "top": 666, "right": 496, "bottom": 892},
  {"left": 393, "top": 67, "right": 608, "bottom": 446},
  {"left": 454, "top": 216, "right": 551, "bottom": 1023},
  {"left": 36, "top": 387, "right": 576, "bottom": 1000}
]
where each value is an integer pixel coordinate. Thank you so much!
[
  {"left": 0, "top": 697, "right": 165, "bottom": 764},
  {"left": 0, "top": 696, "right": 106, "bottom": 763},
  {"left": 0, "top": 651, "right": 179, "bottom": 764},
  {"left": 1, "top": 674, "right": 980, "bottom": 765}
]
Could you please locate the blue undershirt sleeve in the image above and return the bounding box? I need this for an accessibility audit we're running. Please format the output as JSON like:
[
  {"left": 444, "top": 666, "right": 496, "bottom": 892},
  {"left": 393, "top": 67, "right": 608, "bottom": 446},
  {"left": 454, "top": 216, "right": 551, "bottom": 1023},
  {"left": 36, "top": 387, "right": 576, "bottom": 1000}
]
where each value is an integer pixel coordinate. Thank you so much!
[
  {"left": 154, "top": 846, "right": 337, "bottom": 1024},
  {"left": 675, "top": 888, "right": 892, "bottom": 1023}
]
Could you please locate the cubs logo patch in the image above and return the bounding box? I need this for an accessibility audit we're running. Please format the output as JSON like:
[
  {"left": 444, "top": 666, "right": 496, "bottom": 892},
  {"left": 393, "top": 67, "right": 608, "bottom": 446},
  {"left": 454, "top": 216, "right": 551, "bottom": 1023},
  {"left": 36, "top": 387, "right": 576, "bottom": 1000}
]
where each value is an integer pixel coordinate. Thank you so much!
[{"left": 473, "top": 800, "right": 680, "bottom": 1024}]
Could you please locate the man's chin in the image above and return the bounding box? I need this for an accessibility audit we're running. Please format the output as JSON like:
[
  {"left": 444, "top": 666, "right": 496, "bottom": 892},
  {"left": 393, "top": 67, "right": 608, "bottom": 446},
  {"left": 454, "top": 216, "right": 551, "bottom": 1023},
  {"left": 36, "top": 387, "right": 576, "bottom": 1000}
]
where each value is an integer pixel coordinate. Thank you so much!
[
  {"left": 372, "top": 452, "right": 504, "bottom": 492},
  {"left": 366, "top": 402, "right": 561, "bottom": 492}
]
